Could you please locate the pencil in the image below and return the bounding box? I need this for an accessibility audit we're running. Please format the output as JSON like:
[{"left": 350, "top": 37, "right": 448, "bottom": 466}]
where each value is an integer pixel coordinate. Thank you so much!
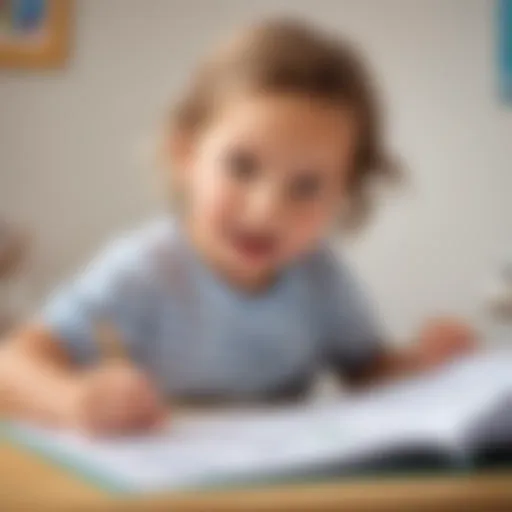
[{"left": 92, "top": 320, "right": 173, "bottom": 422}]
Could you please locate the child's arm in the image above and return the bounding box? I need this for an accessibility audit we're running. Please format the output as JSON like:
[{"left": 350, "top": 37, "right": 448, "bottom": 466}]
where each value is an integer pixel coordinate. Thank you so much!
[
  {"left": 0, "top": 229, "right": 173, "bottom": 434},
  {"left": 314, "top": 249, "right": 477, "bottom": 389},
  {"left": 0, "top": 324, "right": 81, "bottom": 423},
  {"left": 0, "top": 323, "right": 166, "bottom": 433},
  {"left": 343, "top": 318, "right": 478, "bottom": 387}
]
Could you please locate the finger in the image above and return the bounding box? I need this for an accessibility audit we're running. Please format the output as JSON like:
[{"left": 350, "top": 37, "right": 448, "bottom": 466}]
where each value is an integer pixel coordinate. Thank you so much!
[
  {"left": 89, "top": 380, "right": 147, "bottom": 434},
  {"left": 99, "top": 403, "right": 152, "bottom": 435},
  {"left": 133, "top": 390, "right": 169, "bottom": 431},
  {"left": 79, "top": 403, "right": 122, "bottom": 438},
  {"left": 148, "top": 400, "right": 170, "bottom": 429},
  {"left": 108, "top": 381, "right": 164, "bottom": 433},
  {"left": 125, "top": 373, "right": 167, "bottom": 417},
  {"left": 147, "top": 412, "right": 169, "bottom": 433},
  {"left": 74, "top": 382, "right": 116, "bottom": 437}
]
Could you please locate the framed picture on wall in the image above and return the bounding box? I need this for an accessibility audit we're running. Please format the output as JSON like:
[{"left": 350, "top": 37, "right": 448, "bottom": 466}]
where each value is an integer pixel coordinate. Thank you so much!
[{"left": 0, "top": 0, "right": 71, "bottom": 68}]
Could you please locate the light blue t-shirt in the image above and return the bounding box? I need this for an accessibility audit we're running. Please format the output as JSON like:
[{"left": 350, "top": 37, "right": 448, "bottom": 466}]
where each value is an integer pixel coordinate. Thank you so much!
[{"left": 42, "top": 218, "right": 382, "bottom": 401}]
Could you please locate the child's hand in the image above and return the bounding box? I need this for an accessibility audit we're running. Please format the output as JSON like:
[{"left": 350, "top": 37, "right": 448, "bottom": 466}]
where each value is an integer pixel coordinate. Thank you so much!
[
  {"left": 410, "top": 317, "right": 478, "bottom": 371},
  {"left": 69, "top": 362, "right": 167, "bottom": 436}
]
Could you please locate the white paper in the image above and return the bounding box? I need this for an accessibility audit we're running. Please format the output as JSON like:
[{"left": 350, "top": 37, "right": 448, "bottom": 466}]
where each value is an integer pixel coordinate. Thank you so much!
[{"left": 6, "top": 350, "right": 512, "bottom": 493}]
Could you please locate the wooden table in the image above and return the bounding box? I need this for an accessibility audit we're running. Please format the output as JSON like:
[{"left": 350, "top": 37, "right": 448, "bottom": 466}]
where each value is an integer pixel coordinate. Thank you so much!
[{"left": 2, "top": 441, "right": 512, "bottom": 512}]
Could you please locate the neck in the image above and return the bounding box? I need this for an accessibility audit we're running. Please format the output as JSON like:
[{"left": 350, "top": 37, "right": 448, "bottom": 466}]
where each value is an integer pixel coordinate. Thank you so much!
[{"left": 184, "top": 218, "right": 276, "bottom": 294}]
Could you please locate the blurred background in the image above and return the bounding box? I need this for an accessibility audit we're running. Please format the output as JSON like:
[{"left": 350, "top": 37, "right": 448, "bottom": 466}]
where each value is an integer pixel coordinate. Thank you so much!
[{"left": 0, "top": 0, "right": 510, "bottom": 339}]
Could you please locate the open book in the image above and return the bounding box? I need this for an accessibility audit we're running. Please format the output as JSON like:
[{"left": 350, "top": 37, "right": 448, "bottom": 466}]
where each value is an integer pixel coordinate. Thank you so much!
[{"left": 3, "top": 350, "right": 512, "bottom": 494}]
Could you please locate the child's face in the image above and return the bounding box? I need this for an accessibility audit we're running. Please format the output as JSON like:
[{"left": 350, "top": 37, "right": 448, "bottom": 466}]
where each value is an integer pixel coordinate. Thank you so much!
[{"left": 181, "top": 93, "right": 357, "bottom": 285}]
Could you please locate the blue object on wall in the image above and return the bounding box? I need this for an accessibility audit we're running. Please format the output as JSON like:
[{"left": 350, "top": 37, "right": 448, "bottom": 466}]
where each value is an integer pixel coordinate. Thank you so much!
[
  {"left": 13, "top": 0, "right": 46, "bottom": 32},
  {"left": 499, "top": 0, "right": 512, "bottom": 103}
]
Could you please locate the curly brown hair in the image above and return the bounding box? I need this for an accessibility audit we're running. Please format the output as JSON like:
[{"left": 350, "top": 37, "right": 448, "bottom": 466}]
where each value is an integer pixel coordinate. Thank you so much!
[{"left": 170, "top": 19, "right": 401, "bottom": 230}]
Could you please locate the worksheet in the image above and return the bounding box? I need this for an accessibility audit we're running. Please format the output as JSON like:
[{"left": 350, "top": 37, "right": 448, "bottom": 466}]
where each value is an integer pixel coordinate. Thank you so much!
[{"left": 4, "top": 350, "right": 512, "bottom": 494}]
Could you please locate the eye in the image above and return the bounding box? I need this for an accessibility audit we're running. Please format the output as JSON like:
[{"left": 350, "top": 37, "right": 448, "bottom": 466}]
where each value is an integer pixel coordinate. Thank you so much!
[
  {"left": 289, "top": 173, "right": 322, "bottom": 200},
  {"left": 225, "top": 148, "right": 259, "bottom": 182}
]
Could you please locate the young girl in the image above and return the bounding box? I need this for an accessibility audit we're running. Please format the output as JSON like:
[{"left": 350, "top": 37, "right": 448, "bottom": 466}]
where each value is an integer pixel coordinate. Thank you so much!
[{"left": 0, "top": 20, "right": 476, "bottom": 435}]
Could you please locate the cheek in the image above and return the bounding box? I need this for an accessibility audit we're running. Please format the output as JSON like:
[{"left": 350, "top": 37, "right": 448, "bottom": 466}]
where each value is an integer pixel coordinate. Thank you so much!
[
  {"left": 189, "top": 160, "right": 238, "bottom": 224},
  {"left": 281, "top": 200, "right": 336, "bottom": 257}
]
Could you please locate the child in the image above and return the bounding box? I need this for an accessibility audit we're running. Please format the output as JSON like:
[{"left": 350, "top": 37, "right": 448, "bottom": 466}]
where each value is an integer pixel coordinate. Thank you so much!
[{"left": 0, "top": 20, "right": 476, "bottom": 435}]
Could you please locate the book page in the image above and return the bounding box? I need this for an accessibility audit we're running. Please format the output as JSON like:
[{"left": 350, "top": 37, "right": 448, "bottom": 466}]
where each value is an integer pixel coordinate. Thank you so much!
[{"left": 4, "top": 350, "right": 512, "bottom": 493}]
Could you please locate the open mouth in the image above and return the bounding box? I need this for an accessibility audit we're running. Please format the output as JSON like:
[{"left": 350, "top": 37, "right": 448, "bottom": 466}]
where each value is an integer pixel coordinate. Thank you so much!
[{"left": 229, "top": 229, "right": 278, "bottom": 261}]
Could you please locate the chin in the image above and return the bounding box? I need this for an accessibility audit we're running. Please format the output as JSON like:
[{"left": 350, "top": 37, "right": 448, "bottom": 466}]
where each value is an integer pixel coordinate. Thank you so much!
[
  {"left": 226, "top": 251, "right": 275, "bottom": 275},
  {"left": 236, "top": 257, "right": 275, "bottom": 275}
]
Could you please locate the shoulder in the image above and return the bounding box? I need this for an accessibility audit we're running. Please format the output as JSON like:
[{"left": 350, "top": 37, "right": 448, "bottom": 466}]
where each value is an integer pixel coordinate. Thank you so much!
[
  {"left": 300, "top": 240, "right": 369, "bottom": 305},
  {"left": 300, "top": 241, "right": 349, "bottom": 284},
  {"left": 76, "top": 216, "right": 181, "bottom": 287},
  {"left": 108, "top": 216, "right": 177, "bottom": 258}
]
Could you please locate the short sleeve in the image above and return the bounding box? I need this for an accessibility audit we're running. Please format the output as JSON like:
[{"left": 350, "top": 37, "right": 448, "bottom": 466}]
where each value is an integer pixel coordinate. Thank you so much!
[
  {"left": 40, "top": 234, "right": 156, "bottom": 366},
  {"left": 310, "top": 247, "right": 384, "bottom": 375}
]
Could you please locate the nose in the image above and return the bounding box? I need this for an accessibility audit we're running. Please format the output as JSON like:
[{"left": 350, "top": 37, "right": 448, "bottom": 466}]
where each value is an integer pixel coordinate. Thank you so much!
[{"left": 243, "top": 182, "right": 283, "bottom": 228}]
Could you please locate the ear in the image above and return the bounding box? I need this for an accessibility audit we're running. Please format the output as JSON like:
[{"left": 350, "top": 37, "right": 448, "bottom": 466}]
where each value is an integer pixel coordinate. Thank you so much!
[
  {"left": 163, "top": 128, "right": 196, "bottom": 206},
  {"left": 154, "top": 128, "right": 194, "bottom": 208},
  {"left": 169, "top": 128, "right": 195, "bottom": 172}
]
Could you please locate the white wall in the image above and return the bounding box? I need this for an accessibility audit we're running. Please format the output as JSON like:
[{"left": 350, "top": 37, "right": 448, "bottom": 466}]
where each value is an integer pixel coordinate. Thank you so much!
[{"left": 0, "top": 0, "right": 510, "bottom": 337}]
